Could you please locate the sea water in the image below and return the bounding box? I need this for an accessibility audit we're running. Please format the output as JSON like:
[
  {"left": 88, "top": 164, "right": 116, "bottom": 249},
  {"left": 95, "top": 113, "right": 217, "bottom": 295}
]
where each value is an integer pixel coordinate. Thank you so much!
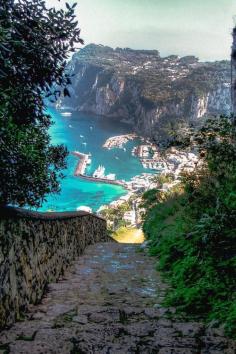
[{"left": 40, "top": 108, "right": 152, "bottom": 212}]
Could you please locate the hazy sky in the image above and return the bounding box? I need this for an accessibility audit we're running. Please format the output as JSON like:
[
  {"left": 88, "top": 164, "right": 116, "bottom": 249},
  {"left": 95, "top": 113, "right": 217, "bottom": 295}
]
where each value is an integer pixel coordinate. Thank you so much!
[{"left": 47, "top": 0, "right": 236, "bottom": 61}]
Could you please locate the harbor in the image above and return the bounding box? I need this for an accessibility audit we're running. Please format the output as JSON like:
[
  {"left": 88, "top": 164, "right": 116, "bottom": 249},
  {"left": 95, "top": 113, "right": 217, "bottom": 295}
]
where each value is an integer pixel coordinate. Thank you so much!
[
  {"left": 103, "top": 134, "right": 164, "bottom": 171},
  {"left": 72, "top": 151, "right": 128, "bottom": 188},
  {"left": 43, "top": 109, "right": 199, "bottom": 214},
  {"left": 132, "top": 144, "right": 162, "bottom": 170},
  {"left": 42, "top": 108, "right": 157, "bottom": 213},
  {"left": 72, "top": 136, "right": 165, "bottom": 193},
  {"left": 103, "top": 134, "right": 138, "bottom": 149}
]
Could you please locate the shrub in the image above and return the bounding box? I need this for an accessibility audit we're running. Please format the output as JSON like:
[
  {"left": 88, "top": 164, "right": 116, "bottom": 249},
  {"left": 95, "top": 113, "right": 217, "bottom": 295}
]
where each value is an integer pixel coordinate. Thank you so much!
[{"left": 143, "top": 117, "right": 236, "bottom": 338}]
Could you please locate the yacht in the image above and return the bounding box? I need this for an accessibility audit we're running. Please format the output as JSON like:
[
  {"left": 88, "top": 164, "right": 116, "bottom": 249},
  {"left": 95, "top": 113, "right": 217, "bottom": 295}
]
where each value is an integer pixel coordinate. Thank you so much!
[
  {"left": 61, "top": 112, "right": 72, "bottom": 117},
  {"left": 93, "top": 165, "right": 105, "bottom": 178},
  {"left": 106, "top": 173, "right": 116, "bottom": 180}
]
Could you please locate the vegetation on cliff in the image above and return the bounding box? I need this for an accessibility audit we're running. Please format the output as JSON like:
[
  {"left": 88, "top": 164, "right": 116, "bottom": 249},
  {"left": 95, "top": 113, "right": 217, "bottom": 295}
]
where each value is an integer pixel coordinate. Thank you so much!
[
  {"left": 142, "top": 117, "right": 236, "bottom": 337},
  {"left": 99, "top": 201, "right": 132, "bottom": 230},
  {"left": 64, "top": 44, "right": 230, "bottom": 141},
  {"left": 0, "top": 0, "right": 83, "bottom": 207}
]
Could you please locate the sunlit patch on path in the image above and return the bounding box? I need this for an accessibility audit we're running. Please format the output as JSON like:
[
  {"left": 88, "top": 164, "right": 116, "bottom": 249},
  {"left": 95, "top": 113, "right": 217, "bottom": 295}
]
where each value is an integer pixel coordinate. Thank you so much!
[{"left": 112, "top": 227, "right": 145, "bottom": 244}]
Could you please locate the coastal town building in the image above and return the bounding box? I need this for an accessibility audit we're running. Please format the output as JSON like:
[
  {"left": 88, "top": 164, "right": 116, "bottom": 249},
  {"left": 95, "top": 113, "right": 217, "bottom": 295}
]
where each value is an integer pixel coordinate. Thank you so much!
[{"left": 123, "top": 210, "right": 136, "bottom": 226}]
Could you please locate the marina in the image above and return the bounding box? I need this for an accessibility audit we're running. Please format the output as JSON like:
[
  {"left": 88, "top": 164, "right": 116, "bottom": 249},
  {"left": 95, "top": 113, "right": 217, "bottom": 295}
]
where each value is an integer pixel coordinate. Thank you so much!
[
  {"left": 103, "top": 134, "right": 138, "bottom": 149},
  {"left": 132, "top": 144, "right": 161, "bottom": 170},
  {"left": 103, "top": 133, "right": 163, "bottom": 171},
  {"left": 61, "top": 112, "right": 72, "bottom": 117},
  {"left": 41, "top": 107, "right": 154, "bottom": 213},
  {"left": 72, "top": 151, "right": 128, "bottom": 188}
]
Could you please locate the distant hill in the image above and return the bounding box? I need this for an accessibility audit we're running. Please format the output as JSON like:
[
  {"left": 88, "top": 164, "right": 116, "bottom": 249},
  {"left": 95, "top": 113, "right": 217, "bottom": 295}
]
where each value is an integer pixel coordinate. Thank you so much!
[{"left": 63, "top": 44, "right": 231, "bottom": 141}]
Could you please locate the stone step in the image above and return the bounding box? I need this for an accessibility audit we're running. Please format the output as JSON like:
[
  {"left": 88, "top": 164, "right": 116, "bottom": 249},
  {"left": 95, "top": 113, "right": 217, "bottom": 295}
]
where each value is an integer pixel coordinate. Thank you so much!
[{"left": 0, "top": 243, "right": 235, "bottom": 353}]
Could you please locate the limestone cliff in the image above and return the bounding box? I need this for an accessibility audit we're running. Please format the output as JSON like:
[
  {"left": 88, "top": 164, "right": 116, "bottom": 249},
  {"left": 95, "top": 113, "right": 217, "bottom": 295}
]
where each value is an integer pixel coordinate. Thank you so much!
[{"left": 63, "top": 44, "right": 231, "bottom": 140}]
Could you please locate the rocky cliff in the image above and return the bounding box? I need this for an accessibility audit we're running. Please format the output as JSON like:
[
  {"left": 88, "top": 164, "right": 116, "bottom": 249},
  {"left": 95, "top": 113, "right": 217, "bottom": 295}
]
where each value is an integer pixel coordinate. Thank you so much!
[{"left": 63, "top": 44, "right": 231, "bottom": 140}]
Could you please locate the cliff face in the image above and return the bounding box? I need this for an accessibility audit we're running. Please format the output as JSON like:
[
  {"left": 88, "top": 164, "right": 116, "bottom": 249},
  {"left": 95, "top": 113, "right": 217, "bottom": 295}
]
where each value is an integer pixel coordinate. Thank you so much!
[{"left": 64, "top": 44, "right": 231, "bottom": 140}]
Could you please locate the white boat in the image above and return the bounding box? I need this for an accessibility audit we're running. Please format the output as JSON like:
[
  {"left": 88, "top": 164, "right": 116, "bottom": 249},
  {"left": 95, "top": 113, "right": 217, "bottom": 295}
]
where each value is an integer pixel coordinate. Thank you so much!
[
  {"left": 93, "top": 165, "right": 105, "bottom": 178},
  {"left": 69, "top": 125, "right": 73, "bottom": 128},
  {"left": 80, "top": 135, "right": 84, "bottom": 138},
  {"left": 82, "top": 142, "right": 87, "bottom": 145},
  {"left": 106, "top": 173, "right": 116, "bottom": 180},
  {"left": 55, "top": 100, "right": 61, "bottom": 109},
  {"left": 87, "top": 158, "right": 92, "bottom": 165},
  {"left": 90, "top": 126, "right": 93, "bottom": 130},
  {"left": 61, "top": 112, "right": 72, "bottom": 117},
  {"left": 76, "top": 206, "right": 92, "bottom": 213}
]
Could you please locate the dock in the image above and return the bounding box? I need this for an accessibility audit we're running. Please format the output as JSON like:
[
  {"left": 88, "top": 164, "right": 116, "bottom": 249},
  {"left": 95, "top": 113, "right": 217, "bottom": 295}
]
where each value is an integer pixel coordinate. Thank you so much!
[
  {"left": 71, "top": 151, "right": 90, "bottom": 176},
  {"left": 77, "top": 174, "right": 127, "bottom": 188},
  {"left": 103, "top": 134, "right": 138, "bottom": 149},
  {"left": 71, "top": 151, "right": 128, "bottom": 188}
]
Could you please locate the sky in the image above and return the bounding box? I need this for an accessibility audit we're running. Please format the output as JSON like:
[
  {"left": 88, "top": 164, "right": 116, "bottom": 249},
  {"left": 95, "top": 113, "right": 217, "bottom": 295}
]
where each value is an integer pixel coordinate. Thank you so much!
[{"left": 46, "top": 0, "right": 236, "bottom": 61}]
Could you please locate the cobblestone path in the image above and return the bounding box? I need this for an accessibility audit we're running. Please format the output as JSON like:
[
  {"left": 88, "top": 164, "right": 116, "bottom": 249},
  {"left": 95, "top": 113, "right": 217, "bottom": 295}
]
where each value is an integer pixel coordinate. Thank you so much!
[{"left": 0, "top": 243, "right": 235, "bottom": 353}]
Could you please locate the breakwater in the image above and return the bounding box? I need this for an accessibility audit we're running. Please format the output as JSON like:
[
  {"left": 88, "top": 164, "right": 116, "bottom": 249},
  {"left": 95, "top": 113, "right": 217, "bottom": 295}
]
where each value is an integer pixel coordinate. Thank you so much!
[
  {"left": 0, "top": 206, "right": 109, "bottom": 329},
  {"left": 71, "top": 151, "right": 90, "bottom": 176},
  {"left": 103, "top": 134, "right": 138, "bottom": 149},
  {"left": 77, "top": 173, "right": 128, "bottom": 188},
  {"left": 72, "top": 151, "right": 128, "bottom": 188}
]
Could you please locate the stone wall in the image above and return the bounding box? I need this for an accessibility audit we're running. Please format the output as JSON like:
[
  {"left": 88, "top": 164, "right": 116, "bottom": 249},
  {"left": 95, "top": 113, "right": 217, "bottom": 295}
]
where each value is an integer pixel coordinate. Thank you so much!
[{"left": 0, "top": 207, "right": 109, "bottom": 329}]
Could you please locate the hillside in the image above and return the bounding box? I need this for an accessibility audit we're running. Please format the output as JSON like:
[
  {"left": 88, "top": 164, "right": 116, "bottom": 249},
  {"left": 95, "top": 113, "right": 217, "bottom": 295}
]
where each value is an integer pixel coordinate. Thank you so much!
[{"left": 63, "top": 44, "right": 231, "bottom": 140}]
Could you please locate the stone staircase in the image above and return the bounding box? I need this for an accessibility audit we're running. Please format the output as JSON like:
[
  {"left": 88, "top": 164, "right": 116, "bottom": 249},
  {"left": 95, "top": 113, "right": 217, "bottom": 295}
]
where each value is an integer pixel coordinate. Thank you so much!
[{"left": 0, "top": 243, "right": 235, "bottom": 354}]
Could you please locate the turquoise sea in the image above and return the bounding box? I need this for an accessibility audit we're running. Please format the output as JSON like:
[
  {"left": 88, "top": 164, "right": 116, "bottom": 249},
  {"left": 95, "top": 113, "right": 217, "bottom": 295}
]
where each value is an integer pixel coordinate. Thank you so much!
[{"left": 41, "top": 108, "right": 152, "bottom": 212}]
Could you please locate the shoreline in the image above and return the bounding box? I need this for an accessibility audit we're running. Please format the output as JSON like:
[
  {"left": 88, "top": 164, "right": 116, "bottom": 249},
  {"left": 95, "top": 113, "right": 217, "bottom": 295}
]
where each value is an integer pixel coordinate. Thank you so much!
[
  {"left": 96, "top": 146, "right": 199, "bottom": 227},
  {"left": 103, "top": 134, "right": 138, "bottom": 149},
  {"left": 65, "top": 116, "right": 198, "bottom": 216}
]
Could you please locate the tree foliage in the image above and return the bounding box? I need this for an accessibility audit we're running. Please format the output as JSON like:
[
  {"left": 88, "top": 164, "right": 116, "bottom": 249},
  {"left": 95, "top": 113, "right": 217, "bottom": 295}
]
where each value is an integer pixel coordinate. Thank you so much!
[
  {"left": 0, "top": 0, "right": 83, "bottom": 207},
  {"left": 143, "top": 116, "right": 236, "bottom": 338}
]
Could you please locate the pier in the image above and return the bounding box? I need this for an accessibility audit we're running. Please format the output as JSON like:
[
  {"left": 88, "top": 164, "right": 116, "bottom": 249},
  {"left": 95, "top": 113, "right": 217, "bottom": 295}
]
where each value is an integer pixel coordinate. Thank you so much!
[
  {"left": 72, "top": 151, "right": 128, "bottom": 188},
  {"left": 71, "top": 151, "right": 90, "bottom": 176},
  {"left": 103, "top": 134, "right": 138, "bottom": 149},
  {"left": 77, "top": 174, "right": 127, "bottom": 188}
]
